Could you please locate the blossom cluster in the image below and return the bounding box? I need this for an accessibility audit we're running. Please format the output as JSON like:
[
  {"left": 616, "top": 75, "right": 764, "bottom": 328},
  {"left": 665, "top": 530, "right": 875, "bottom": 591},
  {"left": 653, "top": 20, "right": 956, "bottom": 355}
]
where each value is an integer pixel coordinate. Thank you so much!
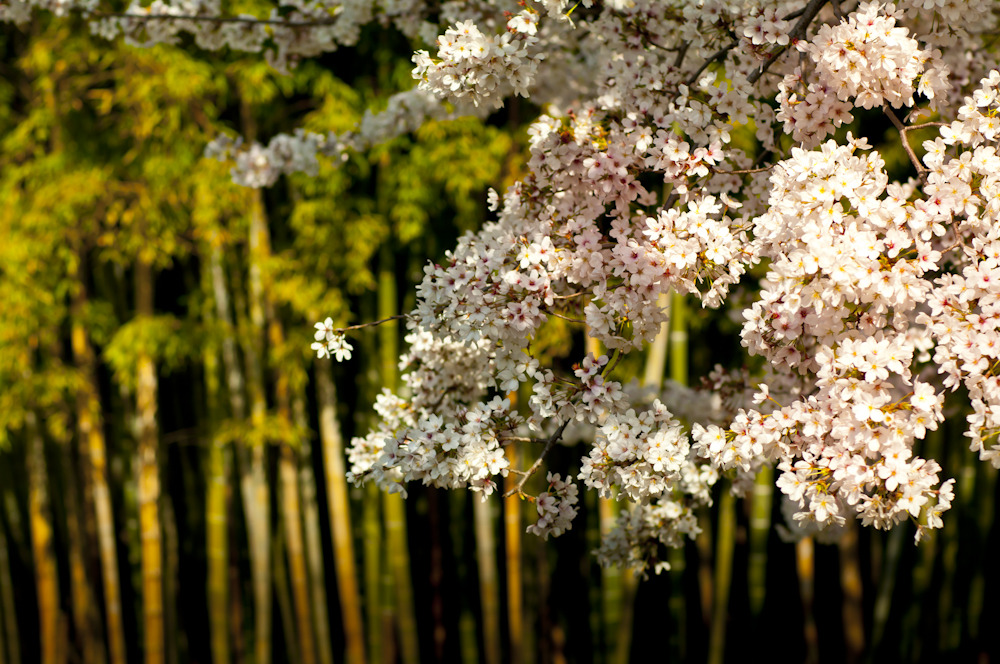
[
  {"left": 23, "top": 0, "right": 1000, "bottom": 566},
  {"left": 311, "top": 1, "right": 1000, "bottom": 556},
  {"left": 525, "top": 472, "right": 579, "bottom": 540},
  {"left": 412, "top": 9, "right": 541, "bottom": 109}
]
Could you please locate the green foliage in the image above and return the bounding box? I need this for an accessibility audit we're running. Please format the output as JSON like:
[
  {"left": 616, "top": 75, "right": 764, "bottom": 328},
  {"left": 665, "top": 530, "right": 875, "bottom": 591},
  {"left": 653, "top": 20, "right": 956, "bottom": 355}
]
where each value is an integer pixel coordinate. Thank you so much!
[{"left": 103, "top": 315, "right": 198, "bottom": 389}]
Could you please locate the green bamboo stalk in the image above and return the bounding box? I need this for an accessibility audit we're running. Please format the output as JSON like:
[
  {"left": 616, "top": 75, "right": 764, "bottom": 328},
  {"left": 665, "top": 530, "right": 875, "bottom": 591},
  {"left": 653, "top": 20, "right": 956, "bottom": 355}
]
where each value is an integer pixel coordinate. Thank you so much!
[
  {"left": 364, "top": 486, "right": 382, "bottom": 664},
  {"left": 474, "top": 497, "right": 501, "bottom": 664},
  {"left": 747, "top": 463, "right": 773, "bottom": 618},
  {"left": 293, "top": 392, "right": 335, "bottom": 664},
  {"left": 200, "top": 239, "right": 231, "bottom": 664},
  {"left": 667, "top": 292, "right": 690, "bottom": 656},
  {"left": 707, "top": 487, "right": 735, "bottom": 664},
  {"left": 136, "top": 257, "right": 165, "bottom": 664},
  {"left": 240, "top": 101, "right": 273, "bottom": 664},
  {"left": 26, "top": 407, "right": 61, "bottom": 664},
  {"left": 204, "top": 342, "right": 231, "bottom": 664},
  {"left": 0, "top": 524, "right": 18, "bottom": 664},
  {"left": 870, "top": 525, "right": 904, "bottom": 656},
  {"left": 315, "top": 358, "right": 367, "bottom": 664},
  {"left": 378, "top": 244, "right": 419, "bottom": 664}
]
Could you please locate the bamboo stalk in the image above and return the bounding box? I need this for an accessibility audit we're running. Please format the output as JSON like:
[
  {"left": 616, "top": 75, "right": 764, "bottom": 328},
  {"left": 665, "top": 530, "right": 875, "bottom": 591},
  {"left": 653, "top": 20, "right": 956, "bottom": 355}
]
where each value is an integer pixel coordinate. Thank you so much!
[
  {"left": 64, "top": 444, "right": 105, "bottom": 664},
  {"left": 748, "top": 463, "right": 773, "bottom": 618},
  {"left": 378, "top": 245, "right": 419, "bottom": 664},
  {"left": 474, "top": 497, "right": 501, "bottom": 664},
  {"left": 202, "top": 299, "right": 231, "bottom": 664},
  {"left": 26, "top": 408, "right": 61, "bottom": 664},
  {"left": 281, "top": 446, "right": 317, "bottom": 664},
  {"left": 796, "top": 537, "right": 819, "bottom": 664},
  {"left": 363, "top": 486, "right": 382, "bottom": 664},
  {"left": 707, "top": 487, "right": 735, "bottom": 664},
  {"left": 453, "top": 491, "right": 478, "bottom": 664},
  {"left": 163, "top": 496, "right": 180, "bottom": 664},
  {"left": 274, "top": 530, "right": 301, "bottom": 664},
  {"left": 268, "top": 297, "right": 318, "bottom": 664},
  {"left": 504, "top": 411, "right": 524, "bottom": 664},
  {"left": 71, "top": 286, "right": 128, "bottom": 664},
  {"left": 0, "top": 524, "right": 18, "bottom": 664},
  {"left": 901, "top": 425, "right": 942, "bottom": 660},
  {"left": 666, "top": 292, "right": 690, "bottom": 655},
  {"left": 206, "top": 424, "right": 230, "bottom": 661},
  {"left": 239, "top": 102, "right": 273, "bottom": 664},
  {"left": 968, "top": 459, "right": 995, "bottom": 644},
  {"left": 315, "top": 358, "right": 367, "bottom": 664},
  {"left": 426, "top": 488, "right": 447, "bottom": 661},
  {"left": 293, "top": 392, "right": 335, "bottom": 664},
  {"left": 136, "top": 257, "right": 164, "bottom": 664},
  {"left": 838, "top": 520, "right": 865, "bottom": 662}
]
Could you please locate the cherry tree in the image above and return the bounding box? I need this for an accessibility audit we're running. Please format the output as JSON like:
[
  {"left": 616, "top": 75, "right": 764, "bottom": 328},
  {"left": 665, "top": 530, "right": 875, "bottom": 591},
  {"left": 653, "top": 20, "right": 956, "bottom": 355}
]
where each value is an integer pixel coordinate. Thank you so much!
[{"left": 9, "top": 0, "right": 1000, "bottom": 575}]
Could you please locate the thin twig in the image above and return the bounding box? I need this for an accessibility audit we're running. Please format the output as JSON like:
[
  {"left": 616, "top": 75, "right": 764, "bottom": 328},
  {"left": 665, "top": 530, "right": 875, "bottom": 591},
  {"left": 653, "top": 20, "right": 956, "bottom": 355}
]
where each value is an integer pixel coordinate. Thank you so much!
[
  {"left": 547, "top": 310, "right": 587, "bottom": 325},
  {"left": 336, "top": 314, "right": 408, "bottom": 333},
  {"left": 748, "top": 0, "right": 829, "bottom": 85},
  {"left": 685, "top": 39, "right": 739, "bottom": 88},
  {"left": 503, "top": 419, "right": 570, "bottom": 498},
  {"left": 710, "top": 165, "right": 773, "bottom": 175},
  {"left": 551, "top": 290, "right": 585, "bottom": 300},
  {"left": 884, "top": 105, "right": 929, "bottom": 180}
]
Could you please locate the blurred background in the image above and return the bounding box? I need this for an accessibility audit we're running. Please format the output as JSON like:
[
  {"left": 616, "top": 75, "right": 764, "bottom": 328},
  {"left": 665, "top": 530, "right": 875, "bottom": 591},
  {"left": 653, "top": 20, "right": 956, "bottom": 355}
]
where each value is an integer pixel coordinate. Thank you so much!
[{"left": 1, "top": 11, "right": 999, "bottom": 664}]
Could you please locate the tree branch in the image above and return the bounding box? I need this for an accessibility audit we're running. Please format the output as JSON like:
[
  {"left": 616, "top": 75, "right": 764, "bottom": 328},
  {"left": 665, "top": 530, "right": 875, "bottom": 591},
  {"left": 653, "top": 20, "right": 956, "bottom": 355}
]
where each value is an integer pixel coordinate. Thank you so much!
[
  {"left": 747, "top": 0, "right": 829, "bottom": 85},
  {"left": 503, "top": 419, "right": 570, "bottom": 498}
]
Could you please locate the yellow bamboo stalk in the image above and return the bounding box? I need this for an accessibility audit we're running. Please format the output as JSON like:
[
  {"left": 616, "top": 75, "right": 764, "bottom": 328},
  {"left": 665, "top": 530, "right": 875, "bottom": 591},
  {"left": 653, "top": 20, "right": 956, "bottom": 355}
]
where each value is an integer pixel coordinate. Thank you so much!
[
  {"left": 796, "top": 537, "right": 819, "bottom": 664},
  {"left": 504, "top": 442, "right": 523, "bottom": 664},
  {"left": 136, "top": 258, "right": 164, "bottom": 664},
  {"left": 281, "top": 447, "right": 317, "bottom": 664},
  {"left": 71, "top": 296, "right": 127, "bottom": 664},
  {"left": 292, "top": 392, "right": 335, "bottom": 664},
  {"left": 0, "top": 524, "right": 18, "bottom": 664},
  {"left": 838, "top": 520, "right": 865, "bottom": 662},
  {"left": 26, "top": 408, "right": 61, "bottom": 664},
  {"left": 64, "top": 452, "right": 104, "bottom": 664},
  {"left": 315, "top": 359, "right": 367, "bottom": 664}
]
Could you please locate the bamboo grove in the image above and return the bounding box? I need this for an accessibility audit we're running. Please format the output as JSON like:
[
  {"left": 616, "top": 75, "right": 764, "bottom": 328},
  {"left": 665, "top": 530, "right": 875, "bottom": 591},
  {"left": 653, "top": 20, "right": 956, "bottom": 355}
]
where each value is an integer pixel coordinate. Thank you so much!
[{"left": 1, "top": 10, "right": 1000, "bottom": 664}]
